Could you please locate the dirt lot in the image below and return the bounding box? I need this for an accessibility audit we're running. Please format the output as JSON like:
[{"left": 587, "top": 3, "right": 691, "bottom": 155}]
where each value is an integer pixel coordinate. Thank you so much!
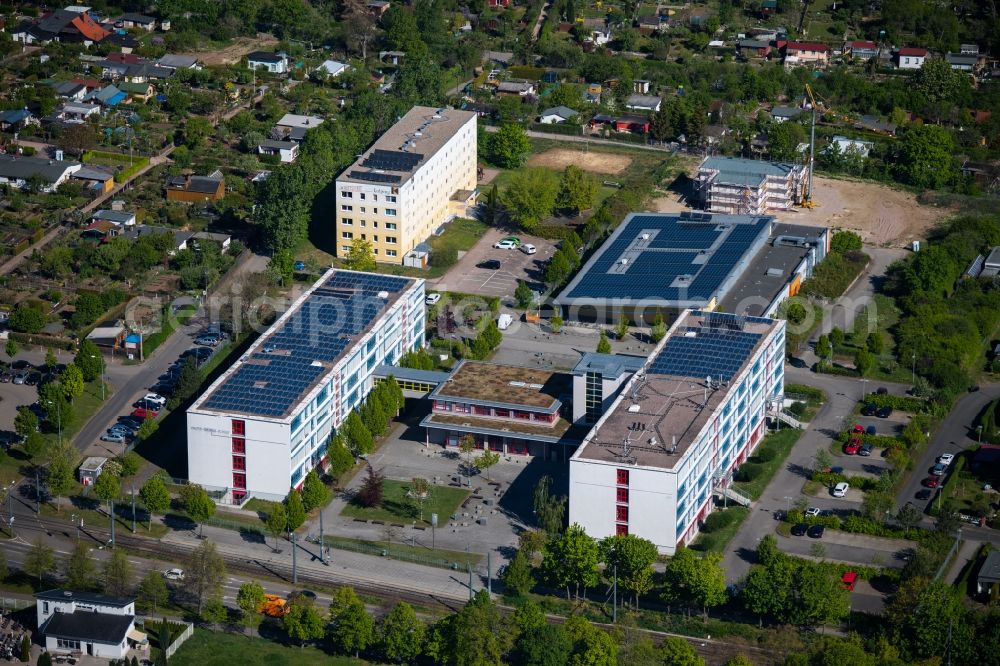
[
  {"left": 528, "top": 148, "right": 633, "bottom": 175},
  {"left": 651, "top": 175, "right": 954, "bottom": 247},
  {"left": 181, "top": 34, "right": 278, "bottom": 66}
]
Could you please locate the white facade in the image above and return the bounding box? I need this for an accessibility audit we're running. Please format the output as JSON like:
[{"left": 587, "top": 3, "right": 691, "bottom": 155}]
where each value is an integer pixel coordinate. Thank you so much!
[
  {"left": 897, "top": 50, "right": 927, "bottom": 69},
  {"left": 187, "top": 270, "right": 425, "bottom": 501},
  {"left": 36, "top": 590, "right": 137, "bottom": 660},
  {"left": 569, "top": 312, "right": 785, "bottom": 554}
]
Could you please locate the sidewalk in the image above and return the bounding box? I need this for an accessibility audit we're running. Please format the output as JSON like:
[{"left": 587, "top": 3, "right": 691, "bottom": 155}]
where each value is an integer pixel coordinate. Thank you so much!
[{"left": 944, "top": 538, "right": 980, "bottom": 585}]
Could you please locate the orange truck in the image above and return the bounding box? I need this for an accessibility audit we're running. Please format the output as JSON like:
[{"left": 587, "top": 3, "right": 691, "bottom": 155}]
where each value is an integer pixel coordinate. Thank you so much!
[{"left": 258, "top": 594, "right": 289, "bottom": 617}]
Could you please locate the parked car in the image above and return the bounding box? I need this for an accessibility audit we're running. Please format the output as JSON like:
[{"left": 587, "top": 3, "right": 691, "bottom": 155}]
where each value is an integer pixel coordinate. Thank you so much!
[
  {"left": 860, "top": 403, "right": 877, "bottom": 416},
  {"left": 876, "top": 406, "right": 893, "bottom": 418},
  {"left": 787, "top": 357, "right": 807, "bottom": 368},
  {"left": 293, "top": 261, "right": 306, "bottom": 271},
  {"left": 133, "top": 399, "right": 160, "bottom": 411},
  {"left": 852, "top": 424, "right": 865, "bottom": 433},
  {"left": 832, "top": 482, "right": 850, "bottom": 497},
  {"left": 923, "top": 476, "right": 941, "bottom": 488},
  {"left": 498, "top": 235, "right": 521, "bottom": 246},
  {"left": 101, "top": 432, "right": 127, "bottom": 444},
  {"left": 876, "top": 387, "right": 888, "bottom": 395},
  {"left": 969, "top": 385, "right": 980, "bottom": 393},
  {"left": 807, "top": 524, "right": 826, "bottom": 538},
  {"left": 805, "top": 507, "right": 821, "bottom": 517},
  {"left": 0, "top": 371, "right": 11, "bottom": 383},
  {"left": 118, "top": 415, "right": 144, "bottom": 429},
  {"left": 915, "top": 489, "right": 933, "bottom": 500},
  {"left": 194, "top": 336, "right": 220, "bottom": 347},
  {"left": 132, "top": 407, "right": 158, "bottom": 419},
  {"left": 12, "top": 371, "right": 28, "bottom": 385},
  {"left": 843, "top": 439, "right": 861, "bottom": 455},
  {"left": 25, "top": 372, "right": 40, "bottom": 386},
  {"left": 938, "top": 453, "right": 955, "bottom": 466},
  {"left": 866, "top": 425, "right": 877, "bottom": 435},
  {"left": 425, "top": 293, "right": 441, "bottom": 306},
  {"left": 520, "top": 243, "right": 536, "bottom": 255},
  {"left": 163, "top": 568, "right": 185, "bottom": 581},
  {"left": 791, "top": 523, "right": 808, "bottom": 536},
  {"left": 143, "top": 393, "right": 167, "bottom": 407},
  {"left": 859, "top": 443, "right": 874, "bottom": 457},
  {"left": 841, "top": 571, "right": 858, "bottom": 591},
  {"left": 478, "top": 259, "right": 502, "bottom": 269},
  {"left": 931, "top": 462, "right": 947, "bottom": 476}
]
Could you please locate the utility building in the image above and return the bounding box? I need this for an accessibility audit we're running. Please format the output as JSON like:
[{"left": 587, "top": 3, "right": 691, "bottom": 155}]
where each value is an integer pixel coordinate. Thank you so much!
[
  {"left": 335, "top": 106, "right": 477, "bottom": 264},
  {"left": 569, "top": 311, "right": 785, "bottom": 554}
]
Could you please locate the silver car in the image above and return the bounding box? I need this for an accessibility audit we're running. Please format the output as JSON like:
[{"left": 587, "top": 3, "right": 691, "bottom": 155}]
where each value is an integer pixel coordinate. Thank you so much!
[
  {"left": 12, "top": 371, "right": 28, "bottom": 385},
  {"left": 101, "top": 431, "right": 127, "bottom": 443}
]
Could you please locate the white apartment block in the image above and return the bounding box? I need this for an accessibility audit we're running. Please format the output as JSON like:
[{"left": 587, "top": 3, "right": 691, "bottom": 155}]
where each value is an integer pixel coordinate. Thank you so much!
[
  {"left": 569, "top": 311, "right": 785, "bottom": 554},
  {"left": 187, "top": 270, "right": 425, "bottom": 502},
  {"left": 697, "top": 156, "right": 807, "bottom": 214},
  {"left": 335, "top": 106, "right": 477, "bottom": 265}
]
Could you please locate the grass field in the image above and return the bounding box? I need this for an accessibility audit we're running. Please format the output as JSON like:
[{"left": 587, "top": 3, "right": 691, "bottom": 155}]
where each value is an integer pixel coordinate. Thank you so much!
[
  {"left": 733, "top": 428, "right": 804, "bottom": 501},
  {"left": 340, "top": 479, "right": 469, "bottom": 526},
  {"left": 690, "top": 506, "right": 750, "bottom": 554},
  {"left": 322, "top": 534, "right": 482, "bottom": 567},
  {"left": 40, "top": 379, "right": 110, "bottom": 451},
  {"left": 169, "top": 628, "right": 372, "bottom": 666}
]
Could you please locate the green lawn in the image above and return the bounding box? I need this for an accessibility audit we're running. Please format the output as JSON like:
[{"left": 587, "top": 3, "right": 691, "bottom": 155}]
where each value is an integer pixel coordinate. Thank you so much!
[
  {"left": 41, "top": 497, "right": 169, "bottom": 538},
  {"left": 340, "top": 479, "right": 469, "bottom": 526},
  {"left": 322, "top": 534, "right": 481, "bottom": 568},
  {"left": 690, "top": 506, "right": 750, "bottom": 554},
  {"left": 40, "top": 379, "right": 110, "bottom": 450},
  {"left": 733, "top": 428, "right": 804, "bottom": 501},
  {"left": 169, "top": 628, "right": 373, "bottom": 666}
]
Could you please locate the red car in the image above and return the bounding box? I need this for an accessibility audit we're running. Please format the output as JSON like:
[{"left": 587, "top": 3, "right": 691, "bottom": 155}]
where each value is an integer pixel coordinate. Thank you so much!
[
  {"left": 843, "top": 438, "right": 861, "bottom": 455},
  {"left": 841, "top": 571, "right": 858, "bottom": 591},
  {"left": 852, "top": 424, "right": 865, "bottom": 433},
  {"left": 132, "top": 407, "right": 158, "bottom": 419},
  {"left": 923, "top": 475, "right": 941, "bottom": 488}
]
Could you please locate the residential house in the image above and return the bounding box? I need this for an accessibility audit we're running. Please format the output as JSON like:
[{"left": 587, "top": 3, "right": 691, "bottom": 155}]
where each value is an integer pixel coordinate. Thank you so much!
[
  {"left": 584, "top": 83, "right": 602, "bottom": 104},
  {"left": 625, "top": 94, "right": 662, "bottom": 112},
  {"left": 854, "top": 114, "right": 897, "bottom": 135},
  {"left": 72, "top": 167, "right": 115, "bottom": 193},
  {"left": 846, "top": 40, "right": 879, "bottom": 60},
  {"left": 960, "top": 43, "right": 980, "bottom": 55},
  {"left": 538, "top": 106, "right": 578, "bottom": 124},
  {"left": 0, "top": 109, "right": 38, "bottom": 132},
  {"left": 35, "top": 589, "right": 145, "bottom": 660},
  {"left": 977, "top": 550, "right": 1000, "bottom": 595},
  {"left": 81, "top": 219, "right": 118, "bottom": 240},
  {"left": 488, "top": 0, "right": 511, "bottom": 6},
  {"left": 896, "top": 47, "right": 928, "bottom": 69},
  {"left": 379, "top": 51, "right": 406, "bottom": 65},
  {"left": 119, "top": 13, "right": 156, "bottom": 31},
  {"left": 100, "top": 53, "right": 140, "bottom": 78},
  {"left": 0, "top": 154, "right": 82, "bottom": 192},
  {"left": 738, "top": 39, "right": 771, "bottom": 58},
  {"left": 258, "top": 139, "right": 299, "bottom": 163},
  {"left": 637, "top": 15, "right": 660, "bottom": 36},
  {"left": 784, "top": 41, "right": 830, "bottom": 68},
  {"left": 316, "top": 60, "right": 349, "bottom": 78},
  {"left": 155, "top": 54, "right": 201, "bottom": 71},
  {"left": 946, "top": 52, "right": 982, "bottom": 73},
  {"left": 496, "top": 80, "right": 535, "bottom": 97},
  {"left": 247, "top": 51, "right": 289, "bottom": 74},
  {"left": 587, "top": 29, "right": 612, "bottom": 47},
  {"left": 760, "top": 0, "right": 778, "bottom": 15},
  {"left": 56, "top": 102, "right": 101, "bottom": 123},
  {"left": 85, "top": 324, "right": 125, "bottom": 349},
  {"left": 748, "top": 27, "right": 781, "bottom": 42},
  {"left": 91, "top": 209, "right": 137, "bottom": 227},
  {"left": 484, "top": 51, "right": 514, "bottom": 67},
  {"left": 13, "top": 9, "right": 110, "bottom": 45},
  {"left": 165, "top": 172, "right": 225, "bottom": 203},
  {"left": 118, "top": 81, "right": 154, "bottom": 103},
  {"left": 121, "top": 225, "right": 194, "bottom": 252},
  {"left": 272, "top": 114, "right": 324, "bottom": 143},
  {"left": 367, "top": 0, "right": 391, "bottom": 15},
  {"left": 87, "top": 85, "right": 127, "bottom": 107},
  {"left": 72, "top": 78, "right": 102, "bottom": 92},
  {"left": 590, "top": 114, "right": 650, "bottom": 134},
  {"left": 703, "top": 124, "right": 729, "bottom": 147},
  {"left": 52, "top": 81, "right": 88, "bottom": 101},
  {"left": 827, "top": 135, "right": 874, "bottom": 159},
  {"left": 770, "top": 106, "right": 802, "bottom": 123},
  {"left": 105, "top": 32, "right": 138, "bottom": 53},
  {"left": 192, "top": 231, "right": 232, "bottom": 251}
]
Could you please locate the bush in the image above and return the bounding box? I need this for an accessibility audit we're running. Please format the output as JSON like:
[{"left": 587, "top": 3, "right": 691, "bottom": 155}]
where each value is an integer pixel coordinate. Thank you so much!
[
  {"left": 735, "top": 462, "right": 764, "bottom": 482},
  {"left": 862, "top": 393, "right": 930, "bottom": 413}
]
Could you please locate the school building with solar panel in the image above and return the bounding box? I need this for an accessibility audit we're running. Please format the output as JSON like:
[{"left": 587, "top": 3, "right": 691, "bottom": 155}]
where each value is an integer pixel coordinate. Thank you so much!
[
  {"left": 553, "top": 211, "right": 829, "bottom": 324},
  {"left": 335, "top": 106, "right": 477, "bottom": 265},
  {"left": 568, "top": 310, "right": 786, "bottom": 555},
  {"left": 186, "top": 269, "right": 425, "bottom": 502}
]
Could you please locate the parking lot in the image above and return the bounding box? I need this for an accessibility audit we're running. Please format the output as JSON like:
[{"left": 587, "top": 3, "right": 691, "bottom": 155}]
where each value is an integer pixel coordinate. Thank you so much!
[{"left": 431, "top": 228, "right": 558, "bottom": 301}]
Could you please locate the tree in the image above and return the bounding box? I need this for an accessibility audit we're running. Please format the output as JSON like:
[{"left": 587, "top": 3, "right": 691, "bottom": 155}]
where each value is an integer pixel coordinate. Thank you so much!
[
  {"left": 558, "top": 165, "right": 598, "bottom": 214},
  {"left": 615, "top": 317, "right": 629, "bottom": 341},
  {"left": 489, "top": 124, "right": 531, "bottom": 168},
  {"left": 550, "top": 315, "right": 564, "bottom": 333},
  {"left": 663, "top": 547, "right": 728, "bottom": 618},
  {"left": 533, "top": 475, "right": 567, "bottom": 536},
  {"left": 894, "top": 124, "right": 955, "bottom": 190},
  {"left": 5, "top": 339, "right": 17, "bottom": 364},
  {"left": 201, "top": 598, "right": 228, "bottom": 626},
  {"left": 563, "top": 614, "right": 617, "bottom": 665},
  {"left": 650, "top": 105, "right": 672, "bottom": 142},
  {"left": 93, "top": 470, "right": 121, "bottom": 503},
  {"left": 118, "top": 452, "right": 140, "bottom": 477},
  {"left": 329, "top": 587, "right": 375, "bottom": 656},
  {"left": 725, "top": 657, "right": 754, "bottom": 666},
  {"left": 342, "top": 410, "right": 373, "bottom": 455},
  {"left": 378, "top": 601, "right": 424, "bottom": 663},
  {"left": 343, "top": 237, "right": 377, "bottom": 272},
  {"left": 300, "top": 470, "right": 328, "bottom": 512},
  {"left": 267, "top": 248, "right": 295, "bottom": 286},
  {"left": 103, "top": 548, "right": 135, "bottom": 598},
  {"left": 600, "top": 534, "right": 658, "bottom": 607},
  {"left": 9, "top": 303, "right": 46, "bottom": 333},
  {"left": 458, "top": 433, "right": 476, "bottom": 475},
  {"left": 501, "top": 550, "right": 536, "bottom": 599},
  {"left": 37, "top": 652, "right": 52, "bottom": 666},
  {"left": 866, "top": 331, "right": 884, "bottom": 355},
  {"left": 767, "top": 121, "right": 807, "bottom": 161},
  {"left": 285, "top": 487, "right": 306, "bottom": 531},
  {"left": 356, "top": 465, "right": 385, "bottom": 508},
  {"left": 545, "top": 250, "right": 572, "bottom": 285},
  {"left": 475, "top": 450, "right": 500, "bottom": 481},
  {"left": 14, "top": 406, "right": 38, "bottom": 439},
  {"left": 830, "top": 327, "right": 845, "bottom": 347},
  {"left": 44, "top": 348, "right": 57, "bottom": 372},
  {"left": 64, "top": 540, "right": 97, "bottom": 590},
  {"left": 815, "top": 334, "right": 832, "bottom": 361},
  {"left": 650, "top": 314, "right": 667, "bottom": 343},
  {"left": 515, "top": 280, "right": 534, "bottom": 308},
  {"left": 180, "top": 484, "right": 215, "bottom": 537},
  {"left": 449, "top": 590, "right": 511, "bottom": 666},
  {"left": 540, "top": 523, "right": 600, "bottom": 599},
  {"left": 74, "top": 340, "right": 103, "bottom": 382},
  {"left": 237, "top": 580, "right": 266, "bottom": 636},
  {"left": 139, "top": 476, "right": 170, "bottom": 530},
  {"left": 501, "top": 167, "right": 559, "bottom": 232},
  {"left": 854, "top": 348, "right": 874, "bottom": 376},
  {"left": 659, "top": 637, "right": 705, "bottom": 666},
  {"left": 327, "top": 433, "right": 355, "bottom": 480},
  {"left": 515, "top": 622, "right": 572, "bottom": 666},
  {"left": 831, "top": 230, "right": 863, "bottom": 254},
  {"left": 596, "top": 331, "right": 612, "bottom": 354},
  {"left": 896, "top": 502, "right": 923, "bottom": 531},
  {"left": 138, "top": 569, "right": 168, "bottom": 614},
  {"left": 265, "top": 503, "right": 287, "bottom": 552},
  {"left": 861, "top": 490, "right": 894, "bottom": 522},
  {"left": 187, "top": 539, "right": 227, "bottom": 614},
  {"left": 19, "top": 634, "right": 29, "bottom": 663},
  {"left": 46, "top": 443, "right": 76, "bottom": 513}
]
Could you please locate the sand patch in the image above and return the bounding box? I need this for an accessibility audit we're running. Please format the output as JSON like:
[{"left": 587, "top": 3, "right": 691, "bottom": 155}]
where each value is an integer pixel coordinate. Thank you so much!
[{"left": 528, "top": 148, "right": 632, "bottom": 175}]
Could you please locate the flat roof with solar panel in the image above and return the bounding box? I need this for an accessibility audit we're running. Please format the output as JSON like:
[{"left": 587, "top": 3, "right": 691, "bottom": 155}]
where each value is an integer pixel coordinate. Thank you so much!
[
  {"left": 337, "top": 106, "right": 477, "bottom": 187},
  {"left": 190, "top": 269, "right": 418, "bottom": 420},
  {"left": 573, "top": 310, "right": 782, "bottom": 469},
  {"left": 555, "top": 212, "right": 774, "bottom": 309}
]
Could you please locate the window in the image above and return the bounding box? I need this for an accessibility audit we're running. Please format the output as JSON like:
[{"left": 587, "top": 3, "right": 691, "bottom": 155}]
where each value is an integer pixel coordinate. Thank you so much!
[
  {"left": 616, "top": 523, "right": 628, "bottom": 536},
  {"left": 386, "top": 222, "right": 397, "bottom": 230},
  {"left": 616, "top": 505, "right": 629, "bottom": 522},
  {"left": 232, "top": 472, "right": 246, "bottom": 489},
  {"left": 232, "top": 456, "right": 246, "bottom": 470},
  {"left": 341, "top": 191, "right": 352, "bottom": 198},
  {"left": 361, "top": 233, "right": 366, "bottom": 240},
  {"left": 360, "top": 220, "right": 366, "bottom": 227},
  {"left": 373, "top": 208, "right": 378, "bottom": 215},
  {"left": 616, "top": 487, "right": 629, "bottom": 503},
  {"left": 231, "top": 420, "right": 245, "bottom": 435},
  {"left": 385, "top": 208, "right": 397, "bottom": 216},
  {"left": 341, "top": 204, "right": 352, "bottom": 211},
  {"left": 341, "top": 218, "right": 353, "bottom": 226},
  {"left": 494, "top": 408, "right": 510, "bottom": 418},
  {"left": 231, "top": 437, "right": 245, "bottom": 454},
  {"left": 473, "top": 405, "right": 490, "bottom": 416},
  {"left": 43, "top": 602, "right": 49, "bottom": 614},
  {"left": 386, "top": 249, "right": 397, "bottom": 257},
  {"left": 342, "top": 245, "right": 351, "bottom": 253},
  {"left": 373, "top": 235, "right": 379, "bottom": 242},
  {"left": 386, "top": 195, "right": 396, "bottom": 203},
  {"left": 513, "top": 410, "right": 532, "bottom": 420},
  {"left": 372, "top": 194, "right": 378, "bottom": 201},
  {"left": 57, "top": 639, "right": 81, "bottom": 650},
  {"left": 342, "top": 231, "right": 353, "bottom": 239},
  {"left": 616, "top": 469, "right": 629, "bottom": 486},
  {"left": 360, "top": 193, "right": 366, "bottom": 200},
  {"left": 360, "top": 207, "right": 366, "bottom": 213},
  {"left": 386, "top": 236, "right": 397, "bottom": 244}
]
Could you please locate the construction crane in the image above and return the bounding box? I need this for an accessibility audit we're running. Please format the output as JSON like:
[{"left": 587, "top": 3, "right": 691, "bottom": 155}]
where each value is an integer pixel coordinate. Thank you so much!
[{"left": 800, "top": 84, "right": 820, "bottom": 208}]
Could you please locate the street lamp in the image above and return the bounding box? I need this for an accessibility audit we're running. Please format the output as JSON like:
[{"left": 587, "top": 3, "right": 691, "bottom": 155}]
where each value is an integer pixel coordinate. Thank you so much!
[
  {"left": 4, "top": 480, "right": 14, "bottom": 536},
  {"left": 90, "top": 353, "right": 105, "bottom": 401},
  {"left": 70, "top": 513, "right": 80, "bottom": 541},
  {"left": 977, "top": 425, "right": 983, "bottom": 444},
  {"left": 911, "top": 353, "right": 916, "bottom": 387}
]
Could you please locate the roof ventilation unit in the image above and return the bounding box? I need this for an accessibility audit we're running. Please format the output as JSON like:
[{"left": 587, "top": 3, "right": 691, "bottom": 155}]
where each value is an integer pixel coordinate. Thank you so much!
[{"left": 627, "top": 404, "right": 641, "bottom": 413}]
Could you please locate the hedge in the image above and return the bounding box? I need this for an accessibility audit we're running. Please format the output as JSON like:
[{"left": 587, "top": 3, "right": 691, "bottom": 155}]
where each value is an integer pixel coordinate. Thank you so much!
[
  {"left": 834, "top": 430, "right": 905, "bottom": 449},
  {"left": 785, "top": 383, "right": 825, "bottom": 403},
  {"left": 8, "top": 331, "right": 75, "bottom": 350},
  {"left": 861, "top": 392, "right": 930, "bottom": 413}
]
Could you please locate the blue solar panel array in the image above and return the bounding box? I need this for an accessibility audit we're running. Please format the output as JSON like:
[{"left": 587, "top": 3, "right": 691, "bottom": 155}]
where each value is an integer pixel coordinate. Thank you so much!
[
  {"left": 563, "top": 214, "right": 770, "bottom": 302},
  {"left": 201, "top": 272, "right": 413, "bottom": 418},
  {"left": 649, "top": 316, "right": 762, "bottom": 380}
]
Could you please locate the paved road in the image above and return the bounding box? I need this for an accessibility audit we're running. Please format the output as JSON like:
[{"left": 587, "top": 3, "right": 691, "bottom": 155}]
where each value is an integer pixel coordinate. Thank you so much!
[{"left": 895, "top": 382, "right": 1000, "bottom": 513}]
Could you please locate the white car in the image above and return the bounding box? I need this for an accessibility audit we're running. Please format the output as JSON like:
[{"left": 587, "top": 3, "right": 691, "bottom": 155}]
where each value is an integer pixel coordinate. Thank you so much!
[
  {"left": 805, "top": 507, "right": 821, "bottom": 517},
  {"left": 832, "top": 482, "right": 850, "bottom": 498},
  {"left": 101, "top": 432, "right": 126, "bottom": 444},
  {"left": 493, "top": 239, "right": 517, "bottom": 250},
  {"left": 520, "top": 243, "right": 537, "bottom": 255},
  {"left": 143, "top": 393, "right": 167, "bottom": 407},
  {"left": 163, "top": 568, "right": 185, "bottom": 581},
  {"left": 425, "top": 293, "right": 441, "bottom": 306},
  {"left": 938, "top": 453, "right": 955, "bottom": 466}
]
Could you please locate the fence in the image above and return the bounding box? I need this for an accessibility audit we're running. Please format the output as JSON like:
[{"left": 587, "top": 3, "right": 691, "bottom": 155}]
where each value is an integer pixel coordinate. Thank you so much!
[
  {"left": 137, "top": 618, "right": 194, "bottom": 659},
  {"left": 0, "top": 597, "right": 33, "bottom": 612}
]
